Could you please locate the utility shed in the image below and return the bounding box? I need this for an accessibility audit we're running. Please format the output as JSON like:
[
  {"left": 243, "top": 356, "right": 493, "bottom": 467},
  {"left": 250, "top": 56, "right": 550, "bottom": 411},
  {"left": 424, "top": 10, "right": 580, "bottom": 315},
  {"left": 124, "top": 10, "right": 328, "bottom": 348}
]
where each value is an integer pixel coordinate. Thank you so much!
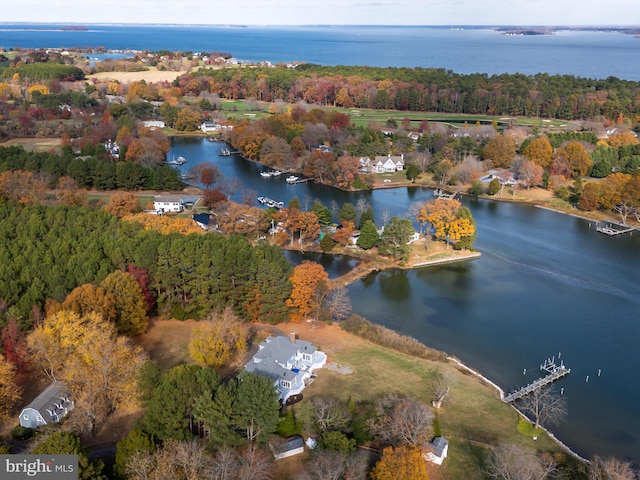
[
  {"left": 269, "top": 435, "right": 305, "bottom": 460},
  {"left": 19, "top": 383, "right": 73, "bottom": 429}
]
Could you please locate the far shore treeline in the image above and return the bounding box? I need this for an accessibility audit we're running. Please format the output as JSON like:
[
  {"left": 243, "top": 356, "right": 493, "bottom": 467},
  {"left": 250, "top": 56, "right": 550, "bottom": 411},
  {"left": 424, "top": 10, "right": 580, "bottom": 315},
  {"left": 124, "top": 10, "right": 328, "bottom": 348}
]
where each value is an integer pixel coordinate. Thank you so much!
[{"left": 198, "top": 64, "right": 640, "bottom": 121}]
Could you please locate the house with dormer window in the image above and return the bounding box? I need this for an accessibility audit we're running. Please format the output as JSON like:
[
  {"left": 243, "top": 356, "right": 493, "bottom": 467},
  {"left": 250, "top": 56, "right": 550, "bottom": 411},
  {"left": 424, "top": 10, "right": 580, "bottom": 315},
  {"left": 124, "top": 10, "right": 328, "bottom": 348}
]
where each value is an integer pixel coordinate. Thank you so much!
[
  {"left": 245, "top": 333, "right": 327, "bottom": 403},
  {"left": 19, "top": 383, "right": 73, "bottom": 429}
]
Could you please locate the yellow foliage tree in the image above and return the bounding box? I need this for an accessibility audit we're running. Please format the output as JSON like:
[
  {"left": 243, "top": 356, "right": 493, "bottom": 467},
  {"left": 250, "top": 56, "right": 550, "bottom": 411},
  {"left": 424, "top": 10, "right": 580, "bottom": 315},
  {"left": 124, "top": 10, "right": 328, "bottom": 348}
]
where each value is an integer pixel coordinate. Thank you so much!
[
  {"left": 523, "top": 136, "right": 554, "bottom": 168},
  {"left": 122, "top": 213, "right": 204, "bottom": 235},
  {"left": 420, "top": 198, "right": 476, "bottom": 248},
  {"left": 27, "top": 84, "right": 50, "bottom": 97},
  {"left": 606, "top": 132, "right": 639, "bottom": 148},
  {"left": 188, "top": 307, "right": 248, "bottom": 368},
  {"left": 483, "top": 133, "right": 517, "bottom": 168},
  {"left": 61, "top": 283, "right": 117, "bottom": 324},
  {"left": 370, "top": 445, "right": 429, "bottom": 480},
  {"left": 27, "top": 311, "right": 146, "bottom": 433},
  {"left": 0, "top": 353, "right": 22, "bottom": 420}
]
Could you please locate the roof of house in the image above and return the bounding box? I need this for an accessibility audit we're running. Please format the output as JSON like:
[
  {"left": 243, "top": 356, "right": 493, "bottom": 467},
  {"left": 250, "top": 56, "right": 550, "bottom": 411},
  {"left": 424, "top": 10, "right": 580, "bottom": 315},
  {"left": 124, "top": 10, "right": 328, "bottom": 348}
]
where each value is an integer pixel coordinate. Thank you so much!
[
  {"left": 154, "top": 195, "right": 183, "bottom": 203},
  {"left": 22, "top": 383, "right": 71, "bottom": 424},
  {"left": 429, "top": 436, "right": 449, "bottom": 457},
  {"left": 192, "top": 213, "right": 211, "bottom": 226},
  {"left": 270, "top": 435, "right": 305, "bottom": 455},
  {"left": 246, "top": 335, "right": 319, "bottom": 381}
]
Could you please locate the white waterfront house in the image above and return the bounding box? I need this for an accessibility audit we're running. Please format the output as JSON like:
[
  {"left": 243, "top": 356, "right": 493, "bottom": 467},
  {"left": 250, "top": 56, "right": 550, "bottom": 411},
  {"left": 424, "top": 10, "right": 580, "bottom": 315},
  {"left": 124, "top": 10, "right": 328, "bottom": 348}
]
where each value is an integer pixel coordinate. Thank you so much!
[{"left": 245, "top": 334, "right": 327, "bottom": 403}]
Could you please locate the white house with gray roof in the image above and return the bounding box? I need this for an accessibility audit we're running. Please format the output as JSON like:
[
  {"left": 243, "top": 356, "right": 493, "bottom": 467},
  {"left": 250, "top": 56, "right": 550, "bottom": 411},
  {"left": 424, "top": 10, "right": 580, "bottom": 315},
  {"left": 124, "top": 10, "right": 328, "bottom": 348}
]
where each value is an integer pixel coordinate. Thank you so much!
[
  {"left": 19, "top": 382, "right": 73, "bottom": 429},
  {"left": 245, "top": 334, "right": 327, "bottom": 403}
]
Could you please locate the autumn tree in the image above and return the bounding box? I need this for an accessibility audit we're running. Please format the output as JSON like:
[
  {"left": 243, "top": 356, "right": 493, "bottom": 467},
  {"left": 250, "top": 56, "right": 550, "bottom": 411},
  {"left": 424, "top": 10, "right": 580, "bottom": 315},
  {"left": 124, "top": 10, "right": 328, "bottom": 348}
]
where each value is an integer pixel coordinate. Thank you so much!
[
  {"left": 370, "top": 445, "right": 429, "bottom": 480},
  {"left": 101, "top": 270, "right": 149, "bottom": 336},
  {"left": 0, "top": 352, "right": 21, "bottom": 420},
  {"left": 0, "top": 170, "right": 48, "bottom": 204},
  {"left": 56, "top": 176, "right": 87, "bottom": 206},
  {"left": 27, "top": 311, "right": 146, "bottom": 432},
  {"left": 287, "top": 261, "right": 330, "bottom": 322},
  {"left": 1, "top": 317, "right": 28, "bottom": 370},
  {"left": 326, "top": 287, "right": 352, "bottom": 322},
  {"left": 174, "top": 106, "right": 203, "bottom": 131},
  {"left": 332, "top": 221, "right": 355, "bottom": 246},
  {"left": 599, "top": 172, "right": 640, "bottom": 224},
  {"left": 105, "top": 192, "right": 142, "bottom": 218},
  {"left": 523, "top": 136, "right": 554, "bottom": 168},
  {"left": 514, "top": 158, "right": 543, "bottom": 190},
  {"left": 188, "top": 307, "right": 248, "bottom": 369},
  {"left": 555, "top": 141, "right": 592, "bottom": 178},
  {"left": 421, "top": 198, "right": 476, "bottom": 248},
  {"left": 578, "top": 182, "right": 601, "bottom": 211},
  {"left": 60, "top": 283, "right": 117, "bottom": 324},
  {"left": 483, "top": 133, "right": 517, "bottom": 168}
]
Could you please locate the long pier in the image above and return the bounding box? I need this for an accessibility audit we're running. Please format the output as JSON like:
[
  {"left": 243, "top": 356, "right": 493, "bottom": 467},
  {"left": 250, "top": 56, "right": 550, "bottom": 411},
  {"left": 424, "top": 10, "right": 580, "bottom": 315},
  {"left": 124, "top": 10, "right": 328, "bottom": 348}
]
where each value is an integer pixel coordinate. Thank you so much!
[{"left": 503, "top": 357, "right": 570, "bottom": 403}]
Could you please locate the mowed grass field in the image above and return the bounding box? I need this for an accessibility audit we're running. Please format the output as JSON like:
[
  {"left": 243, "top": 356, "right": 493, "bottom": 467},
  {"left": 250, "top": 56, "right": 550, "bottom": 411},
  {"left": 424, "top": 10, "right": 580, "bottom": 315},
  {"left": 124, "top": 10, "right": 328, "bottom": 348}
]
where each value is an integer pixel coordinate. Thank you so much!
[{"left": 138, "top": 319, "right": 565, "bottom": 480}]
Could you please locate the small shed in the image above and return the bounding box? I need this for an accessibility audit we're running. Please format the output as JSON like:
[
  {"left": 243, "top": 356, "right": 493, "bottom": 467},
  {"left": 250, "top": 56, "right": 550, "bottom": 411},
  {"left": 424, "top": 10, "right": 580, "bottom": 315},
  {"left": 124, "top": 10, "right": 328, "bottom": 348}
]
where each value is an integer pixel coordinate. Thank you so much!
[
  {"left": 425, "top": 436, "right": 449, "bottom": 465},
  {"left": 269, "top": 435, "right": 305, "bottom": 460},
  {"left": 19, "top": 383, "right": 73, "bottom": 429}
]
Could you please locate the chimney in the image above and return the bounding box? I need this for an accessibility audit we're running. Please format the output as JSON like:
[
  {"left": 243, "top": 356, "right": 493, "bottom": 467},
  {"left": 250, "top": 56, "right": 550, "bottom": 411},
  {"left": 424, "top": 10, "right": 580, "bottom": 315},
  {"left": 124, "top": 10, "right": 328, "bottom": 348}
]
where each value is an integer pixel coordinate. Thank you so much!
[{"left": 289, "top": 332, "right": 296, "bottom": 343}]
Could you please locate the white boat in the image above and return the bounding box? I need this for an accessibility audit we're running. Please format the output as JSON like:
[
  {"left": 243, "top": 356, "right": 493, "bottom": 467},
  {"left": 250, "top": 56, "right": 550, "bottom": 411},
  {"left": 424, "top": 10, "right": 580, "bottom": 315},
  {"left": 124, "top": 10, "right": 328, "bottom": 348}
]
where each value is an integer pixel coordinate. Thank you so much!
[
  {"left": 260, "top": 171, "right": 272, "bottom": 178},
  {"left": 271, "top": 170, "right": 283, "bottom": 176},
  {"left": 286, "top": 175, "right": 299, "bottom": 183},
  {"left": 168, "top": 156, "right": 187, "bottom": 165}
]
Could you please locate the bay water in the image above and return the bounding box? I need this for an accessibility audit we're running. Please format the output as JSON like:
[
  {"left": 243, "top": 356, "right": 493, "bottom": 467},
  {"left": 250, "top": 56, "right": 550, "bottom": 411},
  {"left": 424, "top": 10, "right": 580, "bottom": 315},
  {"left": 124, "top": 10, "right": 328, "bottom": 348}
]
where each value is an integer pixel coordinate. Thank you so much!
[
  {"left": 1, "top": 24, "right": 640, "bottom": 80},
  {"left": 172, "top": 137, "right": 640, "bottom": 463}
]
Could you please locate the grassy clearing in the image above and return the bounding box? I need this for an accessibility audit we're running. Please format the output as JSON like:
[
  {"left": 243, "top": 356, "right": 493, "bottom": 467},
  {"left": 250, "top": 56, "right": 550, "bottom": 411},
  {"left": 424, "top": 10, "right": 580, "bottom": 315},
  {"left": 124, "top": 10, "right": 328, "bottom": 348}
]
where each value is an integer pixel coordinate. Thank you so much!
[
  {"left": 300, "top": 332, "right": 561, "bottom": 480},
  {"left": 136, "top": 318, "right": 570, "bottom": 480},
  {"left": 1, "top": 137, "right": 62, "bottom": 152}
]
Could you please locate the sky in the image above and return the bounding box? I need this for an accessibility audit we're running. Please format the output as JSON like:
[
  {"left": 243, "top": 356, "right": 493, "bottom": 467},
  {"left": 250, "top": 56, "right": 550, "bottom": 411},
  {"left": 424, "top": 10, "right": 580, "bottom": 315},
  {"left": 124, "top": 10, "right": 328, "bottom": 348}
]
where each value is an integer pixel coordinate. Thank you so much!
[{"left": 2, "top": 0, "right": 639, "bottom": 26}]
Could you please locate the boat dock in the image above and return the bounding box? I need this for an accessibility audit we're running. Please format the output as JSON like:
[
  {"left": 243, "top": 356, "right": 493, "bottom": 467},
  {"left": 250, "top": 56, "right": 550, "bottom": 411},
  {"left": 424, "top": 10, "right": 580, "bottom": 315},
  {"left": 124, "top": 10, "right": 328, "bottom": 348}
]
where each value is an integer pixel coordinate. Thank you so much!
[
  {"left": 596, "top": 221, "right": 635, "bottom": 236},
  {"left": 433, "top": 188, "right": 457, "bottom": 200},
  {"left": 503, "top": 357, "right": 570, "bottom": 403}
]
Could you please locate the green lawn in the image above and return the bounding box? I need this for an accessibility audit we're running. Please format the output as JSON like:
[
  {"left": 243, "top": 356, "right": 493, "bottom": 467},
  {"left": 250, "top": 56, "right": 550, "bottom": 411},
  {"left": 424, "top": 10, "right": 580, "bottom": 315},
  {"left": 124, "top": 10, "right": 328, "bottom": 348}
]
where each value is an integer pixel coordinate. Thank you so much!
[{"left": 303, "top": 342, "right": 562, "bottom": 480}]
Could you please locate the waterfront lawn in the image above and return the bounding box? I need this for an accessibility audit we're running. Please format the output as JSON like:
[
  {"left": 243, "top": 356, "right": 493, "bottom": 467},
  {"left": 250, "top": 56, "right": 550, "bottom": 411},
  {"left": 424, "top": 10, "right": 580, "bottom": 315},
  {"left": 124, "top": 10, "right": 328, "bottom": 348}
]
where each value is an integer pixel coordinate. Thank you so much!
[{"left": 304, "top": 339, "right": 561, "bottom": 480}]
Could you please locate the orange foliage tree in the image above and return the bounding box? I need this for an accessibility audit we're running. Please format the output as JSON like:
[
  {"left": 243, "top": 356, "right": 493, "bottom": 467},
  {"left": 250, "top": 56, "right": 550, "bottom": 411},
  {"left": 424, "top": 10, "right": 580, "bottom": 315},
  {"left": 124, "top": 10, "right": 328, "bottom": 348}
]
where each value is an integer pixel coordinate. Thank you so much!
[
  {"left": 370, "top": 445, "right": 429, "bottom": 480},
  {"left": 105, "top": 192, "right": 142, "bottom": 218},
  {"left": 419, "top": 198, "right": 476, "bottom": 246},
  {"left": 122, "top": 213, "right": 204, "bottom": 235},
  {"left": 286, "top": 261, "right": 330, "bottom": 323},
  {"left": 0, "top": 170, "right": 47, "bottom": 204},
  {"left": 333, "top": 221, "right": 355, "bottom": 246}
]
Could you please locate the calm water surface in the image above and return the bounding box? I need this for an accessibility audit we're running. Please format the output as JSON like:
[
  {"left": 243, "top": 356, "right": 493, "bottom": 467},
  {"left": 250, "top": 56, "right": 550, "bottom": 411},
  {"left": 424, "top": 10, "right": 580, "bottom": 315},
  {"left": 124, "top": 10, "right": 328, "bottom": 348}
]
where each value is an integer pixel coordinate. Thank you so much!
[
  {"left": 172, "top": 138, "right": 640, "bottom": 463},
  {"left": 1, "top": 24, "right": 640, "bottom": 79}
]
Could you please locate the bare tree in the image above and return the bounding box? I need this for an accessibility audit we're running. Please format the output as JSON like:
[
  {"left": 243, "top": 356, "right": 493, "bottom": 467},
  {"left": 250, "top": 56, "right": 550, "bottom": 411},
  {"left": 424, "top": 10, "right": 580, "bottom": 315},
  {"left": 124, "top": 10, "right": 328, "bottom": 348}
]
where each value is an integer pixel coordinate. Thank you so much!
[
  {"left": 408, "top": 151, "right": 434, "bottom": 173},
  {"left": 368, "top": 394, "right": 433, "bottom": 447},
  {"left": 326, "top": 287, "right": 352, "bottom": 322},
  {"left": 486, "top": 443, "right": 556, "bottom": 480},
  {"left": 311, "top": 397, "right": 353, "bottom": 433},
  {"left": 432, "top": 378, "right": 451, "bottom": 409},
  {"left": 380, "top": 208, "right": 390, "bottom": 226},
  {"left": 299, "top": 450, "right": 347, "bottom": 480},
  {"left": 588, "top": 455, "right": 638, "bottom": 480},
  {"left": 236, "top": 445, "right": 274, "bottom": 480},
  {"left": 210, "top": 447, "right": 239, "bottom": 480},
  {"left": 516, "top": 386, "right": 567, "bottom": 430},
  {"left": 220, "top": 176, "right": 242, "bottom": 200}
]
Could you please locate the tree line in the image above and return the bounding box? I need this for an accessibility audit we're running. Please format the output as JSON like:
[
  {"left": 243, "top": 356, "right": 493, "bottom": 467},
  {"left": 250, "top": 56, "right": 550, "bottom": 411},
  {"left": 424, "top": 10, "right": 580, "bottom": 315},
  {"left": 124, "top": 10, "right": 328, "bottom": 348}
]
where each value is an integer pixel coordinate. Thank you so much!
[
  {"left": 0, "top": 202, "right": 293, "bottom": 325},
  {"left": 193, "top": 64, "right": 640, "bottom": 121}
]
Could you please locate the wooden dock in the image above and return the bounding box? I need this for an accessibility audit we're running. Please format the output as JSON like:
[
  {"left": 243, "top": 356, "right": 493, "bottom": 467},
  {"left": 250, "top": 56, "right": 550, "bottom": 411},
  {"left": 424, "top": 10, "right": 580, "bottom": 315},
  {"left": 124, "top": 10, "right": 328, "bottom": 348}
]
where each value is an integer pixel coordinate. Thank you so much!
[
  {"left": 596, "top": 221, "right": 635, "bottom": 236},
  {"left": 503, "top": 358, "right": 570, "bottom": 403},
  {"left": 433, "top": 188, "right": 457, "bottom": 200}
]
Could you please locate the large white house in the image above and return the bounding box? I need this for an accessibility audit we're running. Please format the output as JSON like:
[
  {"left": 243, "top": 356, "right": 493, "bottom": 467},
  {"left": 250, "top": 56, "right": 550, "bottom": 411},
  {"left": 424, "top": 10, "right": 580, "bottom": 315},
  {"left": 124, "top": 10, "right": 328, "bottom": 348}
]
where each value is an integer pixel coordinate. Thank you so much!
[{"left": 245, "top": 334, "right": 327, "bottom": 403}]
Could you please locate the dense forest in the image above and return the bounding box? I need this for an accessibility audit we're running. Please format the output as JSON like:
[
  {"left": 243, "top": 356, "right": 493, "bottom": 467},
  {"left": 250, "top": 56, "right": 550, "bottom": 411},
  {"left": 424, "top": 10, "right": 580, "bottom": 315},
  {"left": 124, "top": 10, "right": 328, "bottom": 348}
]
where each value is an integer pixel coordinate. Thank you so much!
[
  {"left": 194, "top": 65, "right": 640, "bottom": 121},
  {"left": 0, "top": 202, "right": 292, "bottom": 325}
]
